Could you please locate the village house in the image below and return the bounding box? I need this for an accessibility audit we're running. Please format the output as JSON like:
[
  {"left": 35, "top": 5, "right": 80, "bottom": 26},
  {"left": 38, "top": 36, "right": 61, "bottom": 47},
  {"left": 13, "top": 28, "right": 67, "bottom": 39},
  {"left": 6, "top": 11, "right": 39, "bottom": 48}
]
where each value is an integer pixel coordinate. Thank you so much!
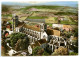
[
  {"left": 63, "top": 25, "right": 72, "bottom": 31},
  {"left": 59, "top": 16, "right": 68, "bottom": 21},
  {"left": 52, "top": 24, "right": 63, "bottom": 29},
  {"left": 4, "top": 31, "right": 9, "bottom": 37},
  {"left": 6, "top": 24, "right": 11, "bottom": 31},
  {"left": 2, "top": 20, "right": 13, "bottom": 38},
  {"left": 52, "top": 24, "right": 73, "bottom": 31}
]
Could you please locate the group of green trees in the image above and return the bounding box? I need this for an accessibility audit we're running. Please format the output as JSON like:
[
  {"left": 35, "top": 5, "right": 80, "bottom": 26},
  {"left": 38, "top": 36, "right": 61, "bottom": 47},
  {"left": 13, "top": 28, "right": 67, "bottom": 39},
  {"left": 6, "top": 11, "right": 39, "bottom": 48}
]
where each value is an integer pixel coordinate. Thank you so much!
[
  {"left": 32, "top": 46, "right": 49, "bottom": 56},
  {"left": 7, "top": 32, "right": 29, "bottom": 51},
  {"left": 32, "top": 46, "right": 69, "bottom": 56},
  {"left": 15, "top": 38, "right": 29, "bottom": 51}
]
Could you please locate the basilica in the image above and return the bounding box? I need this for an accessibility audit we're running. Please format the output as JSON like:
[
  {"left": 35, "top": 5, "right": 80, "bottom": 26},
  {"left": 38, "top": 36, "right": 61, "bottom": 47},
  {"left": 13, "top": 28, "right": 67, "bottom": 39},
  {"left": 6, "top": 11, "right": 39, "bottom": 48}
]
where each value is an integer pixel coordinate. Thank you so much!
[{"left": 11, "top": 15, "right": 70, "bottom": 54}]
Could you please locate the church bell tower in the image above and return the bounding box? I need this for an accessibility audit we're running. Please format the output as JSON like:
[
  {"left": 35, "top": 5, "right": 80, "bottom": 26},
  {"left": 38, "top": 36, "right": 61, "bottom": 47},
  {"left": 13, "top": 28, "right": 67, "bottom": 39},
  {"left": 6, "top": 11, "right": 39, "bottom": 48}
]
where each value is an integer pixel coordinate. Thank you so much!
[
  {"left": 12, "top": 14, "right": 19, "bottom": 32},
  {"left": 40, "top": 23, "right": 47, "bottom": 32}
]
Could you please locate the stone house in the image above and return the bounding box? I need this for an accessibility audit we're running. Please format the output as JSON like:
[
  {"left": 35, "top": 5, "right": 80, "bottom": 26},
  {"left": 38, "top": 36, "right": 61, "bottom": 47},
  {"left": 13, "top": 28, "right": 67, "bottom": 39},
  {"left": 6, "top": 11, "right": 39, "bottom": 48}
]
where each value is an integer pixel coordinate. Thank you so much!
[
  {"left": 47, "top": 28, "right": 60, "bottom": 36},
  {"left": 63, "top": 25, "right": 72, "bottom": 31},
  {"left": 52, "top": 24, "right": 73, "bottom": 31}
]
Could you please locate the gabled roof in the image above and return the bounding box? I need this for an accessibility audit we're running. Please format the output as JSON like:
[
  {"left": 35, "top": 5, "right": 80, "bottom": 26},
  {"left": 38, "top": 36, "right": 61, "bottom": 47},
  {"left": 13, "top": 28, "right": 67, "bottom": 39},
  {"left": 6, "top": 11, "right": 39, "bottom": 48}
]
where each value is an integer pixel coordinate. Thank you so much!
[
  {"left": 6, "top": 25, "right": 10, "bottom": 28},
  {"left": 23, "top": 24, "right": 40, "bottom": 32},
  {"left": 5, "top": 33, "right": 9, "bottom": 37},
  {"left": 63, "top": 25, "right": 72, "bottom": 28}
]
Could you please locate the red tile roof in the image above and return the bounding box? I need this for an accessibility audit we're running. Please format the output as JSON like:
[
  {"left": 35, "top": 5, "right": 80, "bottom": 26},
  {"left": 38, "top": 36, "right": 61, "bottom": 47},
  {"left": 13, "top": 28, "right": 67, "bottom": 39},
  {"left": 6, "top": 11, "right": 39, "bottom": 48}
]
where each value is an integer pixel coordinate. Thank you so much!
[
  {"left": 5, "top": 33, "right": 9, "bottom": 37},
  {"left": 6, "top": 25, "right": 10, "bottom": 29}
]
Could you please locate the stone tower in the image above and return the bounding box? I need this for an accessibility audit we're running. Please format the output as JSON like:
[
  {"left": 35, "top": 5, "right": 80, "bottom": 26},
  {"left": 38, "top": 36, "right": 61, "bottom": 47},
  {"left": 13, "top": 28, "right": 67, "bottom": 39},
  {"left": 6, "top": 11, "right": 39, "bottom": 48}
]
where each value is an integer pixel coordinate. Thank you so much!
[
  {"left": 39, "top": 23, "right": 47, "bottom": 40},
  {"left": 12, "top": 14, "right": 19, "bottom": 32},
  {"left": 12, "top": 16, "right": 15, "bottom": 32},
  {"left": 40, "top": 23, "right": 47, "bottom": 32},
  {"left": 15, "top": 15, "right": 18, "bottom": 27}
]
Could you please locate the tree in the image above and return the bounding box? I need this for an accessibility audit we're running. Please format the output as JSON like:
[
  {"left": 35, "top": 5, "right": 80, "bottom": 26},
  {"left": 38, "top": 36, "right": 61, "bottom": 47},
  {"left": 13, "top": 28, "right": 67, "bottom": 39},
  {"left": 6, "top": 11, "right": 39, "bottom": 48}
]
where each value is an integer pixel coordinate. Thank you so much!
[
  {"left": 15, "top": 38, "right": 29, "bottom": 51},
  {"left": 42, "top": 51, "right": 49, "bottom": 56},
  {"left": 40, "top": 43, "right": 52, "bottom": 54},
  {"left": 32, "top": 46, "right": 43, "bottom": 56},
  {"left": 52, "top": 47, "right": 68, "bottom": 55},
  {"left": 32, "top": 46, "right": 49, "bottom": 56},
  {"left": 10, "top": 33, "right": 29, "bottom": 48},
  {"left": 15, "top": 39, "right": 21, "bottom": 51},
  {"left": 72, "top": 37, "right": 78, "bottom": 46},
  {"left": 70, "top": 37, "right": 78, "bottom": 53},
  {"left": 74, "top": 28, "right": 78, "bottom": 37},
  {"left": 40, "top": 43, "right": 48, "bottom": 50}
]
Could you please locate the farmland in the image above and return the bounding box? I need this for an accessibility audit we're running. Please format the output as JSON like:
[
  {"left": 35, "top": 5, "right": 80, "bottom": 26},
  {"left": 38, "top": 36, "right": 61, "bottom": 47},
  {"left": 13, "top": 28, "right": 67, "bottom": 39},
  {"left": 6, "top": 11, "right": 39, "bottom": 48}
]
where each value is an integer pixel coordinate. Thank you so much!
[
  {"left": 25, "top": 6, "right": 78, "bottom": 25},
  {"left": 2, "top": 5, "right": 78, "bottom": 26}
]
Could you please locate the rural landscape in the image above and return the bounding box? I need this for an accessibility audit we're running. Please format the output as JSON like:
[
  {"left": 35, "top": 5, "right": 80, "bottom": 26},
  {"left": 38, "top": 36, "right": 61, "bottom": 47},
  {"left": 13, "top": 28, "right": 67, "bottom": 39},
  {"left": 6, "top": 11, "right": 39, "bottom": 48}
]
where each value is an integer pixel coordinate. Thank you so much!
[{"left": 1, "top": 1, "right": 78, "bottom": 56}]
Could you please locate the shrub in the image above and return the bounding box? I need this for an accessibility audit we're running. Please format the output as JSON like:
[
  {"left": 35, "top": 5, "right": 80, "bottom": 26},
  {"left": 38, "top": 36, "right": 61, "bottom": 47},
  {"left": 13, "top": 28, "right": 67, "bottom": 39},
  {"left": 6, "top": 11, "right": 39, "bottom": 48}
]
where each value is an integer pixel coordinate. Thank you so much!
[
  {"left": 32, "top": 46, "right": 49, "bottom": 56},
  {"left": 32, "top": 46, "right": 43, "bottom": 56},
  {"left": 10, "top": 32, "right": 29, "bottom": 48},
  {"left": 42, "top": 51, "right": 49, "bottom": 56},
  {"left": 52, "top": 47, "right": 68, "bottom": 55},
  {"left": 69, "top": 52, "right": 78, "bottom": 55}
]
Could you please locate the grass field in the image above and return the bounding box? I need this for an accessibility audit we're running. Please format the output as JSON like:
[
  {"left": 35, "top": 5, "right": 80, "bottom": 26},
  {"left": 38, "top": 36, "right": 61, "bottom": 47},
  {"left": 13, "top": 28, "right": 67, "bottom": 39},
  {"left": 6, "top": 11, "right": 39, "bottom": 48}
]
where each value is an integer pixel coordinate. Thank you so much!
[
  {"left": 45, "top": 17, "right": 58, "bottom": 23},
  {"left": 60, "top": 21, "right": 77, "bottom": 25},
  {"left": 28, "top": 16, "right": 48, "bottom": 19}
]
